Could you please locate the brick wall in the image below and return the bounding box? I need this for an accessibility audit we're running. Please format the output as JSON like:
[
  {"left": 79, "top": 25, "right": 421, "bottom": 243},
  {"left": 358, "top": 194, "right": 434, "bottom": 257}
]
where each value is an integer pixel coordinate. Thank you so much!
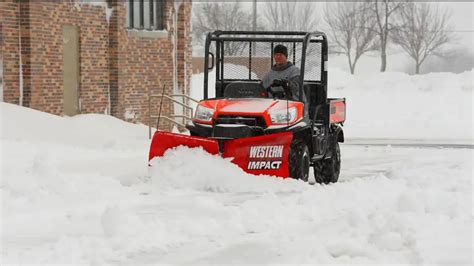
[
  {"left": 0, "top": 0, "right": 193, "bottom": 131},
  {"left": 0, "top": 1, "right": 109, "bottom": 115},
  {"left": 114, "top": 1, "right": 175, "bottom": 126},
  {"left": 177, "top": 2, "right": 193, "bottom": 119},
  {"left": 31, "top": 2, "right": 109, "bottom": 115},
  {"left": 113, "top": 0, "right": 193, "bottom": 130},
  {"left": 0, "top": 1, "right": 21, "bottom": 105}
]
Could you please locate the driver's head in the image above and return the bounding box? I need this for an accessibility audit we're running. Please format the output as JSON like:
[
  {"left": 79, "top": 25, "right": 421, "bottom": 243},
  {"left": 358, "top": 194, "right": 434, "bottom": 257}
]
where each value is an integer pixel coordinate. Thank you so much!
[{"left": 273, "top": 44, "right": 288, "bottom": 66}]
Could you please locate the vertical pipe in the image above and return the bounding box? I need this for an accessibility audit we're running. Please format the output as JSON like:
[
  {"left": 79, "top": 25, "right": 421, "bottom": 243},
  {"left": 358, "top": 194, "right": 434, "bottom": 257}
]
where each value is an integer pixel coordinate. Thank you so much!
[
  {"left": 249, "top": 41, "right": 252, "bottom": 79},
  {"left": 293, "top": 42, "right": 296, "bottom": 65},
  {"left": 203, "top": 32, "right": 212, "bottom": 99},
  {"left": 270, "top": 42, "right": 274, "bottom": 67},
  {"left": 300, "top": 33, "right": 310, "bottom": 103},
  {"left": 216, "top": 40, "right": 221, "bottom": 96},
  {"left": 220, "top": 41, "right": 224, "bottom": 81},
  {"left": 148, "top": 89, "right": 151, "bottom": 139}
]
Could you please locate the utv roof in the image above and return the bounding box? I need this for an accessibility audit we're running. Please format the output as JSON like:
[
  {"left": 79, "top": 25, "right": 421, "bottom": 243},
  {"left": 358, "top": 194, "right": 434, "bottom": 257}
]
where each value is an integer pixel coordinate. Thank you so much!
[{"left": 207, "top": 31, "right": 327, "bottom": 42}]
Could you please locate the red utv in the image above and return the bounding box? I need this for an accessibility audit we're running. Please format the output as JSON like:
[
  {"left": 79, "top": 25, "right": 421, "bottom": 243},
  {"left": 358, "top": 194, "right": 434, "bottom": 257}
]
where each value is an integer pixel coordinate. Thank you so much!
[{"left": 149, "top": 31, "right": 346, "bottom": 184}]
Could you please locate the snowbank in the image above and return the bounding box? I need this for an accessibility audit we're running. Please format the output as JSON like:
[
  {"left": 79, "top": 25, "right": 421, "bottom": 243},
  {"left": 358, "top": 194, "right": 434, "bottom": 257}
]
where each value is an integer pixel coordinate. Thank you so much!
[
  {"left": 328, "top": 68, "right": 473, "bottom": 142},
  {"left": 191, "top": 69, "right": 473, "bottom": 142},
  {"left": 1, "top": 103, "right": 149, "bottom": 150}
]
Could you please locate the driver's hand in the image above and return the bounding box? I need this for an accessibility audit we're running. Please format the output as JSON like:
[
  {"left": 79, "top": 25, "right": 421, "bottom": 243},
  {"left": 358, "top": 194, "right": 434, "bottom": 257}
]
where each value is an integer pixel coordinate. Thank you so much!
[
  {"left": 272, "top": 79, "right": 289, "bottom": 88},
  {"left": 271, "top": 79, "right": 283, "bottom": 87}
]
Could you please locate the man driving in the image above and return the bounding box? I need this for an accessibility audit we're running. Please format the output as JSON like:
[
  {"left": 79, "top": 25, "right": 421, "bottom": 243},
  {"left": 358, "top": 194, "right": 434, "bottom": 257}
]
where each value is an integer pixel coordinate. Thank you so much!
[{"left": 262, "top": 44, "right": 302, "bottom": 101}]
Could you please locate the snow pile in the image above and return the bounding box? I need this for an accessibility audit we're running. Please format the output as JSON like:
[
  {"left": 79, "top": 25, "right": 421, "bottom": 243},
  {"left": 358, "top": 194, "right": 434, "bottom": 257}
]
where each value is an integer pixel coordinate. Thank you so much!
[
  {"left": 191, "top": 69, "right": 473, "bottom": 142},
  {"left": 327, "top": 69, "right": 473, "bottom": 141},
  {"left": 1, "top": 103, "right": 148, "bottom": 149},
  {"left": 150, "top": 147, "right": 304, "bottom": 193}
]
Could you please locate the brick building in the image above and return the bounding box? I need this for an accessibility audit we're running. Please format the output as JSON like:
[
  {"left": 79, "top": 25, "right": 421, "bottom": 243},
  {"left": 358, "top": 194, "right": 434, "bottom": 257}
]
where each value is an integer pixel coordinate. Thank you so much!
[{"left": 0, "top": 0, "right": 192, "bottom": 129}]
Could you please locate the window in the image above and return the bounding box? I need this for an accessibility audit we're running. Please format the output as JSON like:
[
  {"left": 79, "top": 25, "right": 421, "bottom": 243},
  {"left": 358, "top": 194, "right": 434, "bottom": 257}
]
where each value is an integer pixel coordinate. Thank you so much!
[{"left": 126, "top": 0, "right": 164, "bottom": 30}]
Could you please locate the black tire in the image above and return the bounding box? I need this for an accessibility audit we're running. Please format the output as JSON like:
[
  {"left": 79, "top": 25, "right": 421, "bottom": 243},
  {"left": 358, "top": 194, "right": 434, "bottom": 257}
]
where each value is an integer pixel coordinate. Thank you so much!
[
  {"left": 313, "top": 141, "right": 341, "bottom": 184},
  {"left": 289, "top": 141, "right": 310, "bottom": 181}
]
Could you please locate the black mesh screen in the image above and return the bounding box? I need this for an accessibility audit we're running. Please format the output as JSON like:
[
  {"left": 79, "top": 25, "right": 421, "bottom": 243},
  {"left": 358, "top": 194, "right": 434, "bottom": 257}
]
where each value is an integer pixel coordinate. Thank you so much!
[
  {"left": 209, "top": 40, "right": 322, "bottom": 82},
  {"left": 305, "top": 42, "right": 322, "bottom": 81}
]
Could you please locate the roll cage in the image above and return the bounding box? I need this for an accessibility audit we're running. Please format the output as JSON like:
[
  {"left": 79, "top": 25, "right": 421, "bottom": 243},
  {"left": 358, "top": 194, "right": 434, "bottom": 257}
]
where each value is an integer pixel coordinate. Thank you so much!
[{"left": 203, "top": 31, "right": 328, "bottom": 103}]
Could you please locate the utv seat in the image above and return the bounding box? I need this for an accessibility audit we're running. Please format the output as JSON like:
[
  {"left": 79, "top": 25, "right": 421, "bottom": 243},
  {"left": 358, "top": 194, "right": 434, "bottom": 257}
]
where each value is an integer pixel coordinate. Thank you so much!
[{"left": 223, "top": 81, "right": 266, "bottom": 98}]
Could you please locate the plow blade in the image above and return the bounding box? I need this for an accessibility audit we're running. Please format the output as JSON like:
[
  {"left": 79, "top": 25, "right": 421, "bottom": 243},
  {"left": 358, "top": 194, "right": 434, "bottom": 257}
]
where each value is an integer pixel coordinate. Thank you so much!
[
  {"left": 148, "top": 131, "right": 219, "bottom": 160},
  {"left": 222, "top": 132, "right": 293, "bottom": 178},
  {"left": 148, "top": 131, "right": 294, "bottom": 178}
]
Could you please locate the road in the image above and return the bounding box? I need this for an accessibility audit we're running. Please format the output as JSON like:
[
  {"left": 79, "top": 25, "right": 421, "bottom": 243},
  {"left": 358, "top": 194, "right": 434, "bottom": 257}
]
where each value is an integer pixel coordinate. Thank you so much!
[{"left": 345, "top": 138, "right": 473, "bottom": 149}]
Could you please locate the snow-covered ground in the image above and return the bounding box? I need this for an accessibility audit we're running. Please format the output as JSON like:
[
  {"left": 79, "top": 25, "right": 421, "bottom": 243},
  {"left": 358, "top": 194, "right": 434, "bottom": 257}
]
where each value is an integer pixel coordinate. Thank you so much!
[{"left": 1, "top": 70, "right": 473, "bottom": 264}]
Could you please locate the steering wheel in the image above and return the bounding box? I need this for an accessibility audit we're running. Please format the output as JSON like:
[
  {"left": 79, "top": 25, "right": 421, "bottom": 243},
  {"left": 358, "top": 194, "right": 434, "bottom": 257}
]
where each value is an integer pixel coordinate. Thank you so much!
[{"left": 266, "top": 85, "right": 286, "bottom": 99}]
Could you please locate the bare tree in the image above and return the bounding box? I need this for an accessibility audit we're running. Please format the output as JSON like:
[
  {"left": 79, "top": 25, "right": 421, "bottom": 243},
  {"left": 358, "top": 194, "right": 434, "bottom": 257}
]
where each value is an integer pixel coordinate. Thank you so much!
[
  {"left": 367, "top": 0, "right": 407, "bottom": 72},
  {"left": 391, "top": 3, "right": 452, "bottom": 74},
  {"left": 261, "top": 2, "right": 321, "bottom": 69},
  {"left": 324, "top": 2, "right": 378, "bottom": 74},
  {"left": 263, "top": 2, "right": 320, "bottom": 32},
  {"left": 192, "top": 2, "right": 255, "bottom": 55}
]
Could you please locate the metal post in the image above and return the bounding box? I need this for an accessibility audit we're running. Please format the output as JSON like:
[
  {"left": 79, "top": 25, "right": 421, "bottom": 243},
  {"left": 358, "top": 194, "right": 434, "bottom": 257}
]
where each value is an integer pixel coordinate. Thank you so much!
[
  {"left": 156, "top": 84, "right": 166, "bottom": 130},
  {"left": 204, "top": 33, "right": 212, "bottom": 99},
  {"left": 148, "top": 89, "right": 151, "bottom": 139}
]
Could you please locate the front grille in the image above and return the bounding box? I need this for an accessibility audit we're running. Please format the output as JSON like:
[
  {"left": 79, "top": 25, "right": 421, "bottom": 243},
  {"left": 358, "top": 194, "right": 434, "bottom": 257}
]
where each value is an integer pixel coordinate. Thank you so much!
[{"left": 215, "top": 115, "right": 267, "bottom": 128}]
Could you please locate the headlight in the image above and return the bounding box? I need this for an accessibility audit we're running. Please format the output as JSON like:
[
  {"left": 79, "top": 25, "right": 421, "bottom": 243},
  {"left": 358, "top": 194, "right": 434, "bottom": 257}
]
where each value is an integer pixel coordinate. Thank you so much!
[
  {"left": 269, "top": 107, "right": 298, "bottom": 124},
  {"left": 194, "top": 105, "right": 214, "bottom": 122}
]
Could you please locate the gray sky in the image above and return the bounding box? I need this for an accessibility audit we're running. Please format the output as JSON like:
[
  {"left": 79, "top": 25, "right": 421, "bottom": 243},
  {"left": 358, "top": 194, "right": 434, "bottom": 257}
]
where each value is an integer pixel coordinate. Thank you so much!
[
  {"left": 261, "top": 2, "right": 473, "bottom": 49},
  {"left": 192, "top": 2, "right": 474, "bottom": 73},
  {"left": 439, "top": 2, "right": 474, "bottom": 50}
]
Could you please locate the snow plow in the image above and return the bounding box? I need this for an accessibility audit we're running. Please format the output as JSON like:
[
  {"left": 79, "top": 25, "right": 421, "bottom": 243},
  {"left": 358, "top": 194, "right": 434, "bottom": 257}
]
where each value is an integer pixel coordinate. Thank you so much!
[{"left": 149, "top": 31, "right": 346, "bottom": 184}]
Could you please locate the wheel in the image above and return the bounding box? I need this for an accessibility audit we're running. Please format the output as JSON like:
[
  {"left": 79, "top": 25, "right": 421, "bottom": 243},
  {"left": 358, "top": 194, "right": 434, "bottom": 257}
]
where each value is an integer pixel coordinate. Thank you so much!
[
  {"left": 313, "top": 141, "right": 341, "bottom": 184},
  {"left": 289, "top": 141, "right": 310, "bottom": 181}
]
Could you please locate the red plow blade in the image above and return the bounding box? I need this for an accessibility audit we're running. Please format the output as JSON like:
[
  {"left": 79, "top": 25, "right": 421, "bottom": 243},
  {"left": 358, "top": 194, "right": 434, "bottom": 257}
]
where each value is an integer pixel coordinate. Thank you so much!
[
  {"left": 148, "top": 131, "right": 294, "bottom": 178},
  {"left": 222, "top": 132, "right": 293, "bottom": 178},
  {"left": 148, "top": 131, "right": 219, "bottom": 160}
]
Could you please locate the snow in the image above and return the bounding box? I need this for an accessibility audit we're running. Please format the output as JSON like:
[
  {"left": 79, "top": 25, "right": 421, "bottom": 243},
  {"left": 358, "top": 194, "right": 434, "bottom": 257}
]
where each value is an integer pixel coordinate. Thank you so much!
[
  {"left": 105, "top": 7, "right": 113, "bottom": 24},
  {"left": 192, "top": 68, "right": 474, "bottom": 142},
  {"left": 1, "top": 70, "right": 473, "bottom": 264},
  {"left": 73, "top": 0, "right": 113, "bottom": 24},
  {"left": 74, "top": 0, "right": 107, "bottom": 8},
  {"left": 327, "top": 68, "right": 473, "bottom": 141}
]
